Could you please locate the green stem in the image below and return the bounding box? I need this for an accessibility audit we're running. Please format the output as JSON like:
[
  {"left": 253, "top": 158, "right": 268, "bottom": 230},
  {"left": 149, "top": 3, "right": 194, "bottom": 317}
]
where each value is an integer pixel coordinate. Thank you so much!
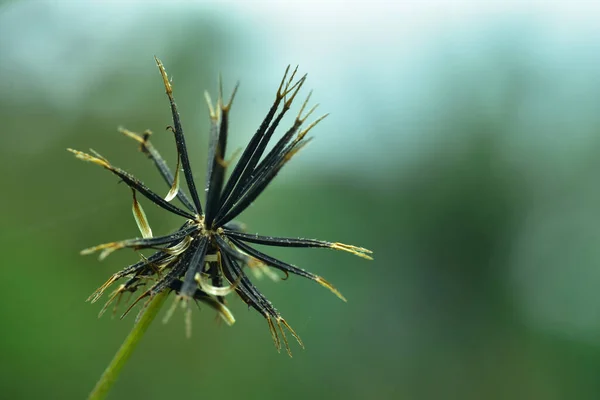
[{"left": 88, "top": 291, "right": 169, "bottom": 400}]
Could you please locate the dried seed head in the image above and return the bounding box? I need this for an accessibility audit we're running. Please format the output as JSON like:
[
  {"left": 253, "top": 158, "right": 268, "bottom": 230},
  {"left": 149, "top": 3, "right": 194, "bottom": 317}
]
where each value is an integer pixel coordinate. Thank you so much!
[{"left": 70, "top": 58, "right": 372, "bottom": 356}]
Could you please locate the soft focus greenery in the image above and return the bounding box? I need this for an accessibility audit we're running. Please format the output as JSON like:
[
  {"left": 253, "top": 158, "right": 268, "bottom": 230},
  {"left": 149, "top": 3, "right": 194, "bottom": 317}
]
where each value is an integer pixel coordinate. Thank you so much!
[{"left": 3, "top": 2, "right": 600, "bottom": 400}]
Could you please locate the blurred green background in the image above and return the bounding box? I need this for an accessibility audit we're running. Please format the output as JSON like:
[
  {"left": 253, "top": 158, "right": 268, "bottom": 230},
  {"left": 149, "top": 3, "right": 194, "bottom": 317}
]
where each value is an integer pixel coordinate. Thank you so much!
[{"left": 3, "top": 1, "right": 600, "bottom": 399}]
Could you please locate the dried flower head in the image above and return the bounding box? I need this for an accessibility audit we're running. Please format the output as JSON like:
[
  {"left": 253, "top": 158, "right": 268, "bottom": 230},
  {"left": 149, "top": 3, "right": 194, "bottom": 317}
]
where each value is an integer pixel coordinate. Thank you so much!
[{"left": 69, "top": 57, "right": 372, "bottom": 356}]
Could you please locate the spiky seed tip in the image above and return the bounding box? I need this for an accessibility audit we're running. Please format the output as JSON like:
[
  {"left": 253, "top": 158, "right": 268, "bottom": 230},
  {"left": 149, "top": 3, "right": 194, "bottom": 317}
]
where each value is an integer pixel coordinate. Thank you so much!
[
  {"left": 296, "top": 113, "right": 329, "bottom": 142},
  {"left": 185, "top": 304, "right": 193, "bottom": 338},
  {"left": 163, "top": 295, "right": 182, "bottom": 324},
  {"left": 204, "top": 91, "right": 217, "bottom": 120},
  {"left": 281, "top": 66, "right": 301, "bottom": 100},
  {"left": 222, "top": 82, "right": 239, "bottom": 112},
  {"left": 331, "top": 242, "right": 374, "bottom": 260},
  {"left": 276, "top": 319, "right": 293, "bottom": 357},
  {"left": 98, "top": 284, "right": 126, "bottom": 318},
  {"left": 120, "top": 290, "right": 150, "bottom": 320},
  {"left": 119, "top": 127, "right": 145, "bottom": 144},
  {"left": 266, "top": 315, "right": 281, "bottom": 352},
  {"left": 87, "top": 274, "right": 119, "bottom": 303},
  {"left": 315, "top": 276, "right": 347, "bottom": 302},
  {"left": 154, "top": 56, "right": 173, "bottom": 96},
  {"left": 80, "top": 242, "right": 122, "bottom": 259},
  {"left": 279, "top": 317, "right": 304, "bottom": 349},
  {"left": 283, "top": 74, "right": 307, "bottom": 109},
  {"left": 67, "top": 148, "right": 110, "bottom": 169},
  {"left": 276, "top": 65, "right": 292, "bottom": 99},
  {"left": 295, "top": 90, "right": 313, "bottom": 121},
  {"left": 284, "top": 139, "right": 311, "bottom": 162}
]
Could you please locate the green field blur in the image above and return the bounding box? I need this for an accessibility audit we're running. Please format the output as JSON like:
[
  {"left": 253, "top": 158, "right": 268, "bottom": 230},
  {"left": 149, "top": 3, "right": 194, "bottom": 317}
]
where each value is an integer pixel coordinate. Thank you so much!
[{"left": 3, "top": 2, "right": 600, "bottom": 400}]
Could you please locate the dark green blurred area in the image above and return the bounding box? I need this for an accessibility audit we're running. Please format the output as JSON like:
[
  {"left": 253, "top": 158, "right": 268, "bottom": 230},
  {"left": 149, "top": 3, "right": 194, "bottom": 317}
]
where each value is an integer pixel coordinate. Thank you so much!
[{"left": 3, "top": 3, "right": 600, "bottom": 400}]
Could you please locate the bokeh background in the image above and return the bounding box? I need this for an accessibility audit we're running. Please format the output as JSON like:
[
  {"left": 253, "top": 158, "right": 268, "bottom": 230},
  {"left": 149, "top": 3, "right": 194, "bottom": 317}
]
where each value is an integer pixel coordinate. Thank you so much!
[{"left": 3, "top": 1, "right": 600, "bottom": 399}]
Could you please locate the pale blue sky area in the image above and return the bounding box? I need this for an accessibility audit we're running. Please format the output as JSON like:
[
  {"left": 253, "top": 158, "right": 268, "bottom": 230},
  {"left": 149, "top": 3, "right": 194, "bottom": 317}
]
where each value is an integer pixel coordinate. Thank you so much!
[{"left": 2, "top": 1, "right": 600, "bottom": 167}]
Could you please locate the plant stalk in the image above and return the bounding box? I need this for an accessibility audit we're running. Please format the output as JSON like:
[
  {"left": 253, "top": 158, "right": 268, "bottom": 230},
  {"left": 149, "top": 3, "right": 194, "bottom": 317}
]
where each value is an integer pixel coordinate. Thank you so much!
[{"left": 88, "top": 291, "right": 169, "bottom": 400}]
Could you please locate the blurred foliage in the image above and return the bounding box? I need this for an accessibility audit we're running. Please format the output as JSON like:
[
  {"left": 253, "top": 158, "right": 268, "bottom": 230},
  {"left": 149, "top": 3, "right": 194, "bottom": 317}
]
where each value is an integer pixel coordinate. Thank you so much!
[{"left": 4, "top": 2, "right": 600, "bottom": 400}]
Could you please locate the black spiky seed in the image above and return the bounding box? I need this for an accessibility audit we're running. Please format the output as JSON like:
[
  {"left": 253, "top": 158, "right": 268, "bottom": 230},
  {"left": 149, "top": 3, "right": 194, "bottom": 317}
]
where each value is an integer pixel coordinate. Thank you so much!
[{"left": 69, "top": 57, "right": 372, "bottom": 357}]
